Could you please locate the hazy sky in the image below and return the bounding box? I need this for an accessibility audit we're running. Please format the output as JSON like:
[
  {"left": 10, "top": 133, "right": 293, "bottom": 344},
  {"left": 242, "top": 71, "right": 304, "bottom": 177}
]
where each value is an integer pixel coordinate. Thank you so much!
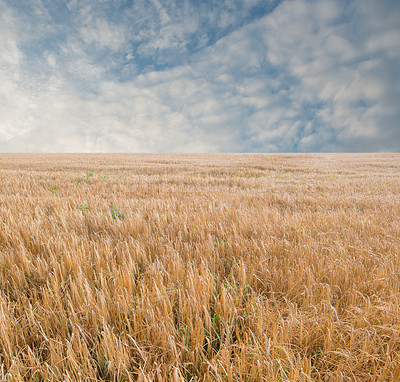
[{"left": 1, "top": 0, "right": 399, "bottom": 153}]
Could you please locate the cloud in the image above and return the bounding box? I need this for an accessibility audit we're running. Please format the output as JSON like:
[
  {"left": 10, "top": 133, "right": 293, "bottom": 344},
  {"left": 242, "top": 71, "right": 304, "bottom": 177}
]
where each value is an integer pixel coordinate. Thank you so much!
[
  {"left": 80, "top": 18, "right": 126, "bottom": 52},
  {"left": 0, "top": 0, "right": 399, "bottom": 152},
  {"left": 258, "top": 0, "right": 400, "bottom": 152},
  {"left": 0, "top": 3, "right": 34, "bottom": 142}
]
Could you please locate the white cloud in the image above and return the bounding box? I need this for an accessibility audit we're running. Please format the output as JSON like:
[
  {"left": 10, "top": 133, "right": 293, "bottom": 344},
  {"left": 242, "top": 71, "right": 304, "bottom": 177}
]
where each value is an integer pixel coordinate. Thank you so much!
[
  {"left": 80, "top": 18, "right": 126, "bottom": 51},
  {"left": 260, "top": 0, "right": 400, "bottom": 151},
  {"left": 0, "top": 0, "right": 399, "bottom": 153},
  {"left": 0, "top": 4, "right": 34, "bottom": 142}
]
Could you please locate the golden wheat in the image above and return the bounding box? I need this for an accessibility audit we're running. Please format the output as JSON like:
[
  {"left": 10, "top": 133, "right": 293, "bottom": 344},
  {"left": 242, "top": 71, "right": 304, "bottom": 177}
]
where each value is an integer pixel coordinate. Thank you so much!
[{"left": 0, "top": 153, "right": 399, "bottom": 381}]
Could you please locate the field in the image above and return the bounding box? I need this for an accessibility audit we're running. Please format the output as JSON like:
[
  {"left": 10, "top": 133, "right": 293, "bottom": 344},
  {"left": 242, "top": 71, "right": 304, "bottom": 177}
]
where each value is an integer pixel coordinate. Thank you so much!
[{"left": 0, "top": 153, "right": 399, "bottom": 381}]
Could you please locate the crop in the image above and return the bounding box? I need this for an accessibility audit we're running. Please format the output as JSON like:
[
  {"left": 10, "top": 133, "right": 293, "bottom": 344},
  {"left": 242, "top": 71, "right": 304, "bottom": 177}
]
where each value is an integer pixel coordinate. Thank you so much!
[{"left": 0, "top": 153, "right": 399, "bottom": 381}]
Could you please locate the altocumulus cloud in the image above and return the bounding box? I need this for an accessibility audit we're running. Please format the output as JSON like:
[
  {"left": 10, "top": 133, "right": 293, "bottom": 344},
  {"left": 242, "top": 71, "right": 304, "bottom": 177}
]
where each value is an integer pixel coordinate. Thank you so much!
[{"left": 0, "top": 0, "right": 399, "bottom": 152}]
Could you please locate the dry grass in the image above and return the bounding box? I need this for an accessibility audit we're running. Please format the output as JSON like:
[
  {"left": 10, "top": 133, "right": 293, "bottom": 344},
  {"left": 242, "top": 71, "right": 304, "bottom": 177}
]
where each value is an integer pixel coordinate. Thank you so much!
[{"left": 0, "top": 153, "right": 399, "bottom": 381}]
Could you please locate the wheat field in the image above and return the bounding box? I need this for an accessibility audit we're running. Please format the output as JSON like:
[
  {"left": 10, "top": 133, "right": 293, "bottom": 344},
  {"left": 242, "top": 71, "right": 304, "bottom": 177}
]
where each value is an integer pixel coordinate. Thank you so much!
[{"left": 0, "top": 153, "right": 399, "bottom": 381}]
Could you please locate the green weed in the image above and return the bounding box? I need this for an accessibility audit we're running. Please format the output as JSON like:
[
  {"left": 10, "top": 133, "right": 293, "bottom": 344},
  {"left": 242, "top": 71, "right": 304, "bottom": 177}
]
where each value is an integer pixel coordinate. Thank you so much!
[{"left": 105, "top": 205, "right": 126, "bottom": 220}]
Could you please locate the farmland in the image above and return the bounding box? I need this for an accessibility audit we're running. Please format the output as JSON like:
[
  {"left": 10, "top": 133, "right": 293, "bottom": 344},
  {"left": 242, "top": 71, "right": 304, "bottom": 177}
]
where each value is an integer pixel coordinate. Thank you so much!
[{"left": 0, "top": 153, "right": 399, "bottom": 381}]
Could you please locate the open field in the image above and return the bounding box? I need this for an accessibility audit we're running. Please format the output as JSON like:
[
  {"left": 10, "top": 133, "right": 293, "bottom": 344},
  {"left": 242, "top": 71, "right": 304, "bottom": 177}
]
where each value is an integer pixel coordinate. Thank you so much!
[{"left": 0, "top": 153, "right": 399, "bottom": 381}]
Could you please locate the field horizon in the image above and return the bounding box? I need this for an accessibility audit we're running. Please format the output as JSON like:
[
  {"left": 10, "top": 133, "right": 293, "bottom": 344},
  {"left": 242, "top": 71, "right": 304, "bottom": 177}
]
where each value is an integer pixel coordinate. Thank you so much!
[{"left": 0, "top": 153, "right": 399, "bottom": 381}]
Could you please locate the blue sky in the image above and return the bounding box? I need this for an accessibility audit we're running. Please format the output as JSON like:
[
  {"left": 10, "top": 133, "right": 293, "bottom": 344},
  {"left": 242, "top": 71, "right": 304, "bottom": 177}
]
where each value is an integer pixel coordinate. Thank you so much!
[{"left": 0, "top": 0, "right": 399, "bottom": 152}]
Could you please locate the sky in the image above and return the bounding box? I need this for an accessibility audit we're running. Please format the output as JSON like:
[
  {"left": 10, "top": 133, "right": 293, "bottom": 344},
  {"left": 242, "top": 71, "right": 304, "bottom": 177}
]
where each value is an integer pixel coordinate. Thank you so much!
[{"left": 0, "top": 0, "right": 399, "bottom": 153}]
